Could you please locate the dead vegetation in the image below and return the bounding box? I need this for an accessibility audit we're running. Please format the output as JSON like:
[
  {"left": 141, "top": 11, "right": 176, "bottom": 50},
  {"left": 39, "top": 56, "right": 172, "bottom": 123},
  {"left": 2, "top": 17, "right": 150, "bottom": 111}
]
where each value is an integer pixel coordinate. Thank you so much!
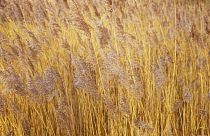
[{"left": 0, "top": 0, "right": 210, "bottom": 135}]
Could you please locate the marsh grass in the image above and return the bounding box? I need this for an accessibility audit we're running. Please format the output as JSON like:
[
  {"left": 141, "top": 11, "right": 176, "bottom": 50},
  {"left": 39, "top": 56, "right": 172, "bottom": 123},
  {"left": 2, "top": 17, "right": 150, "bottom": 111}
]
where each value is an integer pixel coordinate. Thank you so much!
[{"left": 0, "top": 0, "right": 210, "bottom": 135}]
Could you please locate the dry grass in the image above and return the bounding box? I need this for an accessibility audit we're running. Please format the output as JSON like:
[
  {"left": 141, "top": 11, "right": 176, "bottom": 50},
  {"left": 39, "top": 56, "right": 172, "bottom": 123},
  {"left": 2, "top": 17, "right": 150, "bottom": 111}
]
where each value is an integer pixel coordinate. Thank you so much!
[{"left": 0, "top": 0, "right": 210, "bottom": 135}]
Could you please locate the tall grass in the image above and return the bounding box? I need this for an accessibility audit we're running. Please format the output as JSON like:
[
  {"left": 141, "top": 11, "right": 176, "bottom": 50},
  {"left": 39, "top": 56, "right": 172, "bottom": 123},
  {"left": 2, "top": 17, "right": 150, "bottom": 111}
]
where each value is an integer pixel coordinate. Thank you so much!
[{"left": 0, "top": 0, "right": 210, "bottom": 135}]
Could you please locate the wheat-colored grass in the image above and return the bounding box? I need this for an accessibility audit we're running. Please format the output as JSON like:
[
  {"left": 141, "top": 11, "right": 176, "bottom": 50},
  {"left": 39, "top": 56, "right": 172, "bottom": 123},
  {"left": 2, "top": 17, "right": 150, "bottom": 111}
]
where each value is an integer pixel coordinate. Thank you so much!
[{"left": 0, "top": 0, "right": 210, "bottom": 135}]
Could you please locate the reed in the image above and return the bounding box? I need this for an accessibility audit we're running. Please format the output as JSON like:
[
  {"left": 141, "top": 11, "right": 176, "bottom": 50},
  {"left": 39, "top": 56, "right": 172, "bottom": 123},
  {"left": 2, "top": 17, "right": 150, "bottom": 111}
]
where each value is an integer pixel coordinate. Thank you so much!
[{"left": 0, "top": 0, "right": 210, "bottom": 135}]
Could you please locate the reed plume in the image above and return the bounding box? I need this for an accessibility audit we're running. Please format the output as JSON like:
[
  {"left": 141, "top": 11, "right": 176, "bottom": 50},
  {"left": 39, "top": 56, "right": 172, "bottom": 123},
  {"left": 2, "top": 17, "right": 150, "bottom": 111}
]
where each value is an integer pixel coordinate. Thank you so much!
[
  {"left": 0, "top": 64, "right": 27, "bottom": 96},
  {"left": 69, "top": 0, "right": 92, "bottom": 38},
  {"left": 70, "top": 54, "right": 101, "bottom": 100},
  {"left": 94, "top": 21, "right": 111, "bottom": 48}
]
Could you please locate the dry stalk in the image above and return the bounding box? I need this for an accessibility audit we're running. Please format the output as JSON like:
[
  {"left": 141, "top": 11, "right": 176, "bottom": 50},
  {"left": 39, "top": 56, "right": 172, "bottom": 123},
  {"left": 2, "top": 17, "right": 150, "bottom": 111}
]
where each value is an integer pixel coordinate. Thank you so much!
[
  {"left": 56, "top": 94, "right": 73, "bottom": 136},
  {"left": 4, "top": 131, "right": 14, "bottom": 136},
  {"left": 119, "top": 94, "right": 131, "bottom": 114},
  {"left": 183, "top": 85, "right": 192, "bottom": 103}
]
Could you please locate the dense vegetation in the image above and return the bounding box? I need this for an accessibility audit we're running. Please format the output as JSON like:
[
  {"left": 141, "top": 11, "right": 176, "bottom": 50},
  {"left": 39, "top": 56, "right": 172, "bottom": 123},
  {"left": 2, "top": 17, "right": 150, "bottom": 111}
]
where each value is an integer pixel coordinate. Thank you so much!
[{"left": 0, "top": 0, "right": 210, "bottom": 135}]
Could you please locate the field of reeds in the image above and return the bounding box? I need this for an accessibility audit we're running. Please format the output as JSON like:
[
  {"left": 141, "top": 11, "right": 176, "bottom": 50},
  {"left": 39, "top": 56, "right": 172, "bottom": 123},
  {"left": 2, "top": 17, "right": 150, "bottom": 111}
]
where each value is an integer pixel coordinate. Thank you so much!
[{"left": 0, "top": 0, "right": 210, "bottom": 135}]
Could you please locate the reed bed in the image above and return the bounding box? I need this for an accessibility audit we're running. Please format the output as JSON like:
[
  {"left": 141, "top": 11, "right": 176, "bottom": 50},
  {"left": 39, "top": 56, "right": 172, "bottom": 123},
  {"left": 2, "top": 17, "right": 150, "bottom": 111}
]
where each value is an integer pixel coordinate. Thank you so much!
[{"left": 0, "top": 0, "right": 210, "bottom": 135}]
